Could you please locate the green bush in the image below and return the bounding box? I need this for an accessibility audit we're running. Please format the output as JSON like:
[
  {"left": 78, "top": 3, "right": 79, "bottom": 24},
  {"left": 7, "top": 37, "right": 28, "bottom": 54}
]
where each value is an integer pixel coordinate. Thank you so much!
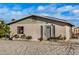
[
  {"left": 47, "top": 37, "right": 54, "bottom": 41},
  {"left": 20, "top": 34, "right": 26, "bottom": 39},
  {"left": 57, "top": 36, "right": 66, "bottom": 40},
  {"left": 47, "top": 35, "right": 66, "bottom": 41},
  {"left": 4, "top": 34, "right": 10, "bottom": 38},
  {"left": 13, "top": 34, "right": 19, "bottom": 38},
  {"left": 47, "top": 37, "right": 58, "bottom": 41},
  {"left": 38, "top": 37, "right": 43, "bottom": 41},
  {"left": 26, "top": 36, "right": 32, "bottom": 40},
  {"left": 61, "top": 36, "right": 66, "bottom": 40}
]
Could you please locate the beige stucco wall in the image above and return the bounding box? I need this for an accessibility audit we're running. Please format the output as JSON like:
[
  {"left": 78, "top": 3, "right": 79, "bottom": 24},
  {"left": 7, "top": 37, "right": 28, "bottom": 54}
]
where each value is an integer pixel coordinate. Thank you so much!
[
  {"left": 54, "top": 24, "right": 66, "bottom": 37},
  {"left": 9, "top": 17, "right": 72, "bottom": 40},
  {"left": 15, "top": 18, "right": 46, "bottom": 24},
  {"left": 10, "top": 24, "right": 42, "bottom": 41}
]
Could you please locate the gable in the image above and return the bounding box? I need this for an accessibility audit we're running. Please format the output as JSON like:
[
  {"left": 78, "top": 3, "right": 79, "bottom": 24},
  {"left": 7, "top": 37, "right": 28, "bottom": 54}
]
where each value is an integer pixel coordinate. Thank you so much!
[{"left": 15, "top": 17, "right": 47, "bottom": 24}]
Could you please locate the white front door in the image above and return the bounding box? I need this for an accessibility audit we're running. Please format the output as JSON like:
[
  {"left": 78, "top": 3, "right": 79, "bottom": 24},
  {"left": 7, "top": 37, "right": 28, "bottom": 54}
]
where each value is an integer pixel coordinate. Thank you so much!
[{"left": 45, "top": 25, "right": 51, "bottom": 38}]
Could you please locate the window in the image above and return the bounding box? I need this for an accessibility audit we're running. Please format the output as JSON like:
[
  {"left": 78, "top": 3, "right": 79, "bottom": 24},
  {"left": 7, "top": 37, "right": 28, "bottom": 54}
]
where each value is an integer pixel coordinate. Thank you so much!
[{"left": 17, "top": 26, "right": 24, "bottom": 34}]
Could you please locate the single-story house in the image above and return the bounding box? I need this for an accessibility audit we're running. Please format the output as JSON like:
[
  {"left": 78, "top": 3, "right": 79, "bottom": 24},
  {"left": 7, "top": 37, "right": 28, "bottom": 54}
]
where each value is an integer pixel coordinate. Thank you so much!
[{"left": 7, "top": 15, "right": 73, "bottom": 41}]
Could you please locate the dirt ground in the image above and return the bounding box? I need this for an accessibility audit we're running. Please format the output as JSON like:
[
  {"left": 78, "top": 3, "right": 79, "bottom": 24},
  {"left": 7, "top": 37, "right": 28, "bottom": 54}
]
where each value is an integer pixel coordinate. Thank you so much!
[{"left": 0, "top": 40, "right": 79, "bottom": 55}]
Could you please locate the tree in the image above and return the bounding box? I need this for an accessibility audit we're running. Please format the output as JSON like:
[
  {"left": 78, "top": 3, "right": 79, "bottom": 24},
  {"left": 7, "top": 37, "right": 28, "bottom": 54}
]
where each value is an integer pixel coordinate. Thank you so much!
[{"left": 0, "top": 20, "right": 10, "bottom": 38}]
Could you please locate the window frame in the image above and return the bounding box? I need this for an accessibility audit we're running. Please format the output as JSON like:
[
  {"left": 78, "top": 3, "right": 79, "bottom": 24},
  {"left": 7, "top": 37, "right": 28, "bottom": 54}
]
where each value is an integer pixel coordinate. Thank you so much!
[{"left": 17, "top": 26, "right": 24, "bottom": 34}]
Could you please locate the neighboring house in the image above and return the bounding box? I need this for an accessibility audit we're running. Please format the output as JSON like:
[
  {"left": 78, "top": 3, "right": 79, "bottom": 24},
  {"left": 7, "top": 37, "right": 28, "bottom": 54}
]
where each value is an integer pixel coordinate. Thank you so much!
[
  {"left": 7, "top": 15, "right": 73, "bottom": 41},
  {"left": 72, "top": 27, "right": 79, "bottom": 38}
]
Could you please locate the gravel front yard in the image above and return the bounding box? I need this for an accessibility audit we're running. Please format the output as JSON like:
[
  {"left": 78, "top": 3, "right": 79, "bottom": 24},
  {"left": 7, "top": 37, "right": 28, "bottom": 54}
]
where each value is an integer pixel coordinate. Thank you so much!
[{"left": 0, "top": 40, "right": 79, "bottom": 55}]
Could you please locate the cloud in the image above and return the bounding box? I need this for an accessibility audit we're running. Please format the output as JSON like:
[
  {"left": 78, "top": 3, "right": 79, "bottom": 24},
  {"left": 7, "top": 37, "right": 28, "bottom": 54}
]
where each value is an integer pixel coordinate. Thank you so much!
[
  {"left": 22, "top": 7, "right": 35, "bottom": 15},
  {"left": 0, "top": 4, "right": 57, "bottom": 23},
  {"left": 56, "top": 5, "right": 73, "bottom": 14},
  {"left": 0, "top": 7, "right": 9, "bottom": 14},
  {"left": 0, "top": 6, "right": 34, "bottom": 22},
  {"left": 37, "top": 6, "right": 45, "bottom": 11},
  {"left": 10, "top": 11, "right": 25, "bottom": 19},
  {"left": 38, "top": 13, "right": 50, "bottom": 16},
  {"left": 12, "top": 5, "right": 22, "bottom": 11},
  {"left": 72, "top": 10, "right": 79, "bottom": 17},
  {"left": 73, "top": 10, "right": 79, "bottom": 13}
]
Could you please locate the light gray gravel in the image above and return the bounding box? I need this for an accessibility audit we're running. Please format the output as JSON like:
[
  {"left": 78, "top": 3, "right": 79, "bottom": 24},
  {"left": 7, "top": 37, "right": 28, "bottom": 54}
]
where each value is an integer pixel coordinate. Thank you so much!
[{"left": 0, "top": 40, "right": 79, "bottom": 55}]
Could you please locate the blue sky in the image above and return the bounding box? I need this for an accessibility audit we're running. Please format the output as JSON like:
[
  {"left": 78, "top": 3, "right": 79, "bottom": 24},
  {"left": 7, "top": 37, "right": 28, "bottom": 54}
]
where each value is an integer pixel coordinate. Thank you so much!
[{"left": 0, "top": 3, "right": 79, "bottom": 26}]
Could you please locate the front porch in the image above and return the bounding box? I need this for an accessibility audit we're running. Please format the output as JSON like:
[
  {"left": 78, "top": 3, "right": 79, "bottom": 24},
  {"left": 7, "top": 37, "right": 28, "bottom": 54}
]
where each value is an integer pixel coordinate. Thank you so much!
[{"left": 40, "top": 23, "right": 55, "bottom": 40}]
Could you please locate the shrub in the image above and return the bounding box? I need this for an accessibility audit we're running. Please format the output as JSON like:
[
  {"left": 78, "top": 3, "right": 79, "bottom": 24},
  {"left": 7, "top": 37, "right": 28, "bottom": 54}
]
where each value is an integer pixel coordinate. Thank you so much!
[
  {"left": 58, "top": 36, "right": 66, "bottom": 40},
  {"left": 26, "top": 36, "right": 32, "bottom": 40},
  {"left": 47, "top": 37, "right": 58, "bottom": 41},
  {"left": 20, "top": 34, "right": 26, "bottom": 39},
  {"left": 62, "top": 36, "right": 66, "bottom": 40},
  {"left": 38, "top": 37, "right": 43, "bottom": 41},
  {"left": 71, "top": 36, "right": 78, "bottom": 39},
  {"left": 47, "top": 35, "right": 65, "bottom": 41},
  {"left": 56, "top": 35, "right": 62, "bottom": 39},
  {"left": 13, "top": 34, "right": 19, "bottom": 38},
  {"left": 47, "top": 37, "right": 58, "bottom": 40},
  {"left": 47, "top": 37, "right": 54, "bottom": 41},
  {"left": 9, "top": 37, "right": 13, "bottom": 40},
  {"left": 4, "top": 34, "right": 10, "bottom": 38}
]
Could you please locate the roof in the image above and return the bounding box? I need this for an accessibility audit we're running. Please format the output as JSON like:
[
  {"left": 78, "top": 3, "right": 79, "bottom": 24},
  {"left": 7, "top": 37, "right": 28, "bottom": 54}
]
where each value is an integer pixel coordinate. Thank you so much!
[{"left": 7, "top": 14, "right": 74, "bottom": 26}]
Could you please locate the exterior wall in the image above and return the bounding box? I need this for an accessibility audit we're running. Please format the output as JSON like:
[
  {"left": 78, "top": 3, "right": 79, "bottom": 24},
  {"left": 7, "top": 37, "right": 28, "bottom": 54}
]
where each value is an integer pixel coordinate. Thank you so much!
[
  {"left": 10, "top": 24, "right": 41, "bottom": 41},
  {"left": 65, "top": 25, "right": 72, "bottom": 41},
  {"left": 54, "top": 24, "right": 66, "bottom": 37}
]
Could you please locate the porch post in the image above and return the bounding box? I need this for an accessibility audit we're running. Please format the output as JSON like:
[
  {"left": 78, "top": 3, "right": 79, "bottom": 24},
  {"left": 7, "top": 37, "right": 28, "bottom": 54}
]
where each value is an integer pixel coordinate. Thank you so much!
[
  {"left": 42, "top": 25, "right": 46, "bottom": 40},
  {"left": 51, "top": 25, "right": 53, "bottom": 37},
  {"left": 51, "top": 24, "right": 55, "bottom": 37}
]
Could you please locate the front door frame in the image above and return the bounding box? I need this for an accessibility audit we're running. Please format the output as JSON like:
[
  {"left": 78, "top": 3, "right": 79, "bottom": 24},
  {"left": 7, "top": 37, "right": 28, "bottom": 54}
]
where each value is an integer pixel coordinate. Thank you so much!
[{"left": 40, "top": 24, "right": 55, "bottom": 39}]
